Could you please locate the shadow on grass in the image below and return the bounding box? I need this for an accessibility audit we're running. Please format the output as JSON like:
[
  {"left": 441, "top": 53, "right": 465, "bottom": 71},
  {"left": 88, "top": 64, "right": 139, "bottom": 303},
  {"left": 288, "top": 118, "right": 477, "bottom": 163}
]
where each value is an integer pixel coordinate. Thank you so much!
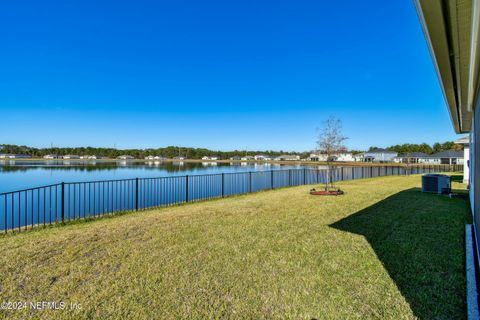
[{"left": 330, "top": 188, "right": 471, "bottom": 320}]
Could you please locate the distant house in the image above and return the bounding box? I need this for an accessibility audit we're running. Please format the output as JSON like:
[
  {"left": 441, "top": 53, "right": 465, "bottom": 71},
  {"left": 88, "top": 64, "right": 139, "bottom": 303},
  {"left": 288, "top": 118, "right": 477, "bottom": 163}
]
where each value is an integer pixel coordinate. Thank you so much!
[
  {"left": 173, "top": 156, "right": 186, "bottom": 160},
  {"left": 210, "top": 156, "right": 220, "bottom": 161},
  {"left": 309, "top": 153, "right": 354, "bottom": 162},
  {"left": 419, "top": 150, "right": 464, "bottom": 165},
  {"left": 145, "top": 155, "right": 167, "bottom": 160},
  {"left": 394, "top": 152, "right": 429, "bottom": 164},
  {"left": 43, "top": 154, "right": 60, "bottom": 159},
  {"left": 241, "top": 156, "right": 254, "bottom": 161},
  {"left": 274, "top": 155, "right": 300, "bottom": 161},
  {"left": 0, "top": 154, "right": 32, "bottom": 159},
  {"left": 117, "top": 155, "right": 134, "bottom": 160},
  {"left": 455, "top": 136, "right": 469, "bottom": 183},
  {"left": 309, "top": 154, "right": 327, "bottom": 162},
  {"left": 63, "top": 155, "right": 80, "bottom": 159},
  {"left": 335, "top": 153, "right": 354, "bottom": 162},
  {"left": 201, "top": 156, "right": 210, "bottom": 160},
  {"left": 254, "top": 155, "right": 272, "bottom": 161},
  {"left": 353, "top": 153, "right": 364, "bottom": 162},
  {"left": 87, "top": 155, "right": 107, "bottom": 160},
  {"left": 230, "top": 156, "right": 241, "bottom": 161},
  {"left": 358, "top": 149, "right": 398, "bottom": 162}
]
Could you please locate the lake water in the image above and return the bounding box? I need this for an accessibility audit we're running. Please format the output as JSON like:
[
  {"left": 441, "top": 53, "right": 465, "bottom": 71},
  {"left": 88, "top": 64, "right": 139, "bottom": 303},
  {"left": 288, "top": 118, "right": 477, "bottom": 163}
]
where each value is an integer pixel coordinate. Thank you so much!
[
  {"left": 0, "top": 160, "right": 312, "bottom": 193},
  {"left": 0, "top": 161, "right": 439, "bottom": 232}
]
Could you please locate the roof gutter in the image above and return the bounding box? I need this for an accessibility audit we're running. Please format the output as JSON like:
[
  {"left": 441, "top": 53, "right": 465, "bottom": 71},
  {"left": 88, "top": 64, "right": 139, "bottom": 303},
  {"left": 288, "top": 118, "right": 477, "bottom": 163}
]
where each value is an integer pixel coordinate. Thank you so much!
[
  {"left": 414, "top": 0, "right": 463, "bottom": 133},
  {"left": 468, "top": 0, "right": 480, "bottom": 112}
]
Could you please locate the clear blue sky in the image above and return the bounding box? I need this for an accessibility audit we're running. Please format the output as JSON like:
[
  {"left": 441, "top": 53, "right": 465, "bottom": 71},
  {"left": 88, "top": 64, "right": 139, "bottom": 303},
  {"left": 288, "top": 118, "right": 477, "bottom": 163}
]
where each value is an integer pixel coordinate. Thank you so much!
[{"left": 0, "top": 0, "right": 459, "bottom": 152}]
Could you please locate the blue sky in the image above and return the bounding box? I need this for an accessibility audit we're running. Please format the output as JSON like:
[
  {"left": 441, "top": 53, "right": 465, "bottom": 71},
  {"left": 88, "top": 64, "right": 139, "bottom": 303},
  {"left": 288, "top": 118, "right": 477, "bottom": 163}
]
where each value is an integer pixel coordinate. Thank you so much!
[{"left": 0, "top": 0, "right": 458, "bottom": 152}]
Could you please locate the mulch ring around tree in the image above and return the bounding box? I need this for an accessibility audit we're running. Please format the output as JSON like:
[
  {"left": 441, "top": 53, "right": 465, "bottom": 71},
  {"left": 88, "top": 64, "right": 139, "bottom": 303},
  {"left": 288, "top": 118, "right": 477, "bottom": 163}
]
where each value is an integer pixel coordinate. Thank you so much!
[{"left": 309, "top": 188, "right": 344, "bottom": 196}]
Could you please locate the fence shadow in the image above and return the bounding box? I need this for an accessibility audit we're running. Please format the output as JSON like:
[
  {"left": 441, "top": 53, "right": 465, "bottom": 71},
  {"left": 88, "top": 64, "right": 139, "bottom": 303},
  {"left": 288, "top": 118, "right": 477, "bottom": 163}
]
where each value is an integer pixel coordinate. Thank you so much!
[{"left": 330, "top": 188, "right": 470, "bottom": 319}]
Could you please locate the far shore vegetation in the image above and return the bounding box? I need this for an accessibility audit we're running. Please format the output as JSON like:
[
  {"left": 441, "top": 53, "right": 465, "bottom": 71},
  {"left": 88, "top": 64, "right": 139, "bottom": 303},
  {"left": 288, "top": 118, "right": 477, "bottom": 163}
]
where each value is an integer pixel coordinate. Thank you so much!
[{"left": 0, "top": 141, "right": 463, "bottom": 160}]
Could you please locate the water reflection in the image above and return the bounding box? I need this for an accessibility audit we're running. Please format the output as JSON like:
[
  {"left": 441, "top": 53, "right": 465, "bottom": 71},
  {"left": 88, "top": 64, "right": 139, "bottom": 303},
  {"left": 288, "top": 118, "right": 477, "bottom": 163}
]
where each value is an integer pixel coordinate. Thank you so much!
[{"left": 201, "top": 162, "right": 217, "bottom": 166}]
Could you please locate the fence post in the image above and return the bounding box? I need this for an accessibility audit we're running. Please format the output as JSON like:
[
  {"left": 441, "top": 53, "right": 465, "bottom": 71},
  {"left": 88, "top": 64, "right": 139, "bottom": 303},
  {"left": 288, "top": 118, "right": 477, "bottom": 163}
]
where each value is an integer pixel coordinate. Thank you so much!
[
  {"left": 289, "top": 169, "right": 292, "bottom": 186},
  {"left": 317, "top": 168, "right": 320, "bottom": 183},
  {"left": 185, "top": 175, "right": 189, "bottom": 202},
  {"left": 221, "top": 173, "right": 225, "bottom": 198},
  {"left": 135, "top": 178, "right": 139, "bottom": 210},
  {"left": 271, "top": 170, "right": 274, "bottom": 189},
  {"left": 352, "top": 167, "right": 355, "bottom": 180},
  {"left": 61, "top": 182, "right": 65, "bottom": 223},
  {"left": 303, "top": 168, "right": 307, "bottom": 184}
]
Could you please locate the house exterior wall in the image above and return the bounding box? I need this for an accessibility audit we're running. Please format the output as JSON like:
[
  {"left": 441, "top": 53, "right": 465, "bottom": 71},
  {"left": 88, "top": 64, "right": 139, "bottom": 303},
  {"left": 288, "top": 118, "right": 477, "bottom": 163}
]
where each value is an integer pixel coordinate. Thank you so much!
[
  {"left": 471, "top": 89, "right": 480, "bottom": 269},
  {"left": 418, "top": 158, "right": 440, "bottom": 164},
  {"left": 464, "top": 145, "right": 470, "bottom": 184},
  {"left": 309, "top": 153, "right": 353, "bottom": 162},
  {"left": 336, "top": 153, "right": 354, "bottom": 161},
  {"left": 395, "top": 156, "right": 426, "bottom": 164},
  {"left": 309, "top": 154, "right": 327, "bottom": 161},
  {"left": 363, "top": 152, "right": 397, "bottom": 162},
  {"left": 254, "top": 155, "right": 271, "bottom": 161},
  {"left": 353, "top": 154, "right": 364, "bottom": 162}
]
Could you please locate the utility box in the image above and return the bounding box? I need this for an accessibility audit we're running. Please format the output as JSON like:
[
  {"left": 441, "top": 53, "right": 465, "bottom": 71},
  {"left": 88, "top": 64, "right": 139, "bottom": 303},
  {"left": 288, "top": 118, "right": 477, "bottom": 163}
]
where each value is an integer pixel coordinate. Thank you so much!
[{"left": 422, "top": 174, "right": 451, "bottom": 194}]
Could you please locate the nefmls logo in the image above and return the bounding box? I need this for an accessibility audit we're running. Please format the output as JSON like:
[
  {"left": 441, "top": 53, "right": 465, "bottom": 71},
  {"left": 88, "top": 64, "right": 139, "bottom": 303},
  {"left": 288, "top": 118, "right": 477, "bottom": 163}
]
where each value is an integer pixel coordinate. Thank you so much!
[{"left": 30, "top": 301, "right": 66, "bottom": 310}]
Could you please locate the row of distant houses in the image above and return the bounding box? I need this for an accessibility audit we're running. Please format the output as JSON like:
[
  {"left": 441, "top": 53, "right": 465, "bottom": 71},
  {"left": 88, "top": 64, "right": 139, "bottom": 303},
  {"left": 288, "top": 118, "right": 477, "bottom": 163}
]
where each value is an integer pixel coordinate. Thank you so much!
[
  {"left": 144, "top": 155, "right": 168, "bottom": 160},
  {"left": 308, "top": 147, "right": 465, "bottom": 165},
  {"left": 0, "top": 149, "right": 466, "bottom": 164},
  {"left": 0, "top": 154, "right": 303, "bottom": 161},
  {"left": 393, "top": 150, "right": 464, "bottom": 165},
  {"left": 45, "top": 154, "right": 111, "bottom": 160},
  {"left": 0, "top": 154, "right": 32, "bottom": 159},
  {"left": 229, "top": 155, "right": 301, "bottom": 161},
  {"left": 140, "top": 154, "right": 302, "bottom": 161},
  {"left": 0, "top": 154, "right": 132, "bottom": 160}
]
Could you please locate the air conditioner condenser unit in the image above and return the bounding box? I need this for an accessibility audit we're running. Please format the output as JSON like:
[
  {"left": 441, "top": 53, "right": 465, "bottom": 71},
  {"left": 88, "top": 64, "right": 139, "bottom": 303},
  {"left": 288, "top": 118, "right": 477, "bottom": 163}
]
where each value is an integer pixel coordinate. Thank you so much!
[{"left": 422, "top": 174, "right": 451, "bottom": 194}]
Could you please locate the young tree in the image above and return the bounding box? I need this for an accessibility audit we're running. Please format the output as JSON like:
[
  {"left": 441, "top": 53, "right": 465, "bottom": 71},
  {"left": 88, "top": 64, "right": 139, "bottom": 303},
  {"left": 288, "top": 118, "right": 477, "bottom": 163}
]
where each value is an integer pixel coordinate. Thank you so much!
[{"left": 317, "top": 117, "right": 348, "bottom": 190}]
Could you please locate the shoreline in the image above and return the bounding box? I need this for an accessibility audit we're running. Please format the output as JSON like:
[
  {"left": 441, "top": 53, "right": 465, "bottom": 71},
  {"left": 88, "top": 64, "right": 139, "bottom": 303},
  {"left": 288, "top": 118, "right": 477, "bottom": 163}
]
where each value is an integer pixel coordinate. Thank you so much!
[{"left": 0, "top": 158, "right": 459, "bottom": 168}]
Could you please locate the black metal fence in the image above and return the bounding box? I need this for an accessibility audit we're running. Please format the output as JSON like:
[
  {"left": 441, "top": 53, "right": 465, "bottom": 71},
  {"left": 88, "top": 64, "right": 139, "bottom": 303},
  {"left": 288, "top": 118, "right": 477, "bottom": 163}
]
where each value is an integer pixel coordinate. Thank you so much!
[{"left": 0, "top": 164, "right": 463, "bottom": 232}]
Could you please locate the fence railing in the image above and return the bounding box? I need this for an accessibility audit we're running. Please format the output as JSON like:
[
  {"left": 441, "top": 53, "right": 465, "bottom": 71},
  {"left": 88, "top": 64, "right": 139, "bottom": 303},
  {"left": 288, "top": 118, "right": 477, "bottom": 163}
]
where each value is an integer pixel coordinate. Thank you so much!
[{"left": 0, "top": 164, "right": 463, "bottom": 232}]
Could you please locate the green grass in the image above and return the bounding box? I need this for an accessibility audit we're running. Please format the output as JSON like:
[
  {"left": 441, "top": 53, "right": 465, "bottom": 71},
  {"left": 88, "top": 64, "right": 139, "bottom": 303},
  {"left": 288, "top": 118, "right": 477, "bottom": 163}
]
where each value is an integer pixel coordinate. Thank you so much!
[{"left": 0, "top": 174, "right": 471, "bottom": 319}]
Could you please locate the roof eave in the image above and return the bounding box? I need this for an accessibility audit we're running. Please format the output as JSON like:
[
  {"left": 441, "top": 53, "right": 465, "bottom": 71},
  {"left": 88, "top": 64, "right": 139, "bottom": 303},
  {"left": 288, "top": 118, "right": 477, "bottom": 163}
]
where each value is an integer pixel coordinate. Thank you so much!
[{"left": 414, "top": 0, "right": 475, "bottom": 134}]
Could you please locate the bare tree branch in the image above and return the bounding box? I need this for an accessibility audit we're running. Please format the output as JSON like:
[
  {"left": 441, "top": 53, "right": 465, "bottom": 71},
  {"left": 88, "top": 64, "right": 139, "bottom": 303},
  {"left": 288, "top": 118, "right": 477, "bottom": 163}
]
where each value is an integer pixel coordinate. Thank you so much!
[
  {"left": 317, "top": 116, "right": 348, "bottom": 158},
  {"left": 316, "top": 116, "right": 348, "bottom": 190}
]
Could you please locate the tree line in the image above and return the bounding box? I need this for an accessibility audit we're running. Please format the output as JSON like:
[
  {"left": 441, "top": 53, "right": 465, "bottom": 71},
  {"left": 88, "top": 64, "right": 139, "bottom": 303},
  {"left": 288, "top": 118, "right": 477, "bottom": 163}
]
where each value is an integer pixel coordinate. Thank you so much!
[
  {"left": 0, "top": 144, "right": 310, "bottom": 159},
  {"left": 368, "top": 141, "right": 463, "bottom": 155},
  {"left": 0, "top": 141, "right": 462, "bottom": 159}
]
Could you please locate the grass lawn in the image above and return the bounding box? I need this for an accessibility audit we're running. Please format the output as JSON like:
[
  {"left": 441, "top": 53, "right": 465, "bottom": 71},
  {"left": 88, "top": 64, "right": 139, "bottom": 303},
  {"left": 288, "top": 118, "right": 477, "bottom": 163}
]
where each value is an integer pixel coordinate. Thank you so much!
[{"left": 0, "top": 174, "right": 471, "bottom": 319}]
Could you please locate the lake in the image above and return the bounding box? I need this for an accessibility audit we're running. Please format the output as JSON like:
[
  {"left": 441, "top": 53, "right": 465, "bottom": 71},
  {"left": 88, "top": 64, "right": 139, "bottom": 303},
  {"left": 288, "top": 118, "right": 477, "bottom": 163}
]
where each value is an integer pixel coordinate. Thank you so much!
[
  {"left": 0, "top": 161, "right": 443, "bottom": 232},
  {"left": 0, "top": 160, "right": 314, "bottom": 193}
]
